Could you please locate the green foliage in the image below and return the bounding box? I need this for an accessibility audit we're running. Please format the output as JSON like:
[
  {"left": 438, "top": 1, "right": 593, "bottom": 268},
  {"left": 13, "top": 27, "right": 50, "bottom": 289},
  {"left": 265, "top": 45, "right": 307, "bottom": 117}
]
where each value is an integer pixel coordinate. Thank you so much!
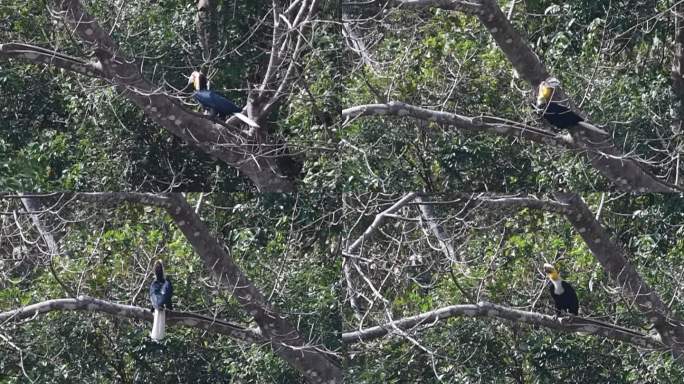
[
  {"left": 343, "top": 194, "right": 684, "bottom": 382},
  {"left": 338, "top": 0, "right": 679, "bottom": 190},
  {"left": 0, "top": 194, "right": 340, "bottom": 382},
  {"left": 0, "top": 0, "right": 338, "bottom": 191}
]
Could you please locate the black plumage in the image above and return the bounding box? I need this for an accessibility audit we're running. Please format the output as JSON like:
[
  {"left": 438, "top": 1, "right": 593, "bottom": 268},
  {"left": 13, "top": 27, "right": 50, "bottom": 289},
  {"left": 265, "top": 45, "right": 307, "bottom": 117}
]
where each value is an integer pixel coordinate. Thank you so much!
[
  {"left": 536, "top": 77, "right": 583, "bottom": 129},
  {"left": 547, "top": 280, "right": 579, "bottom": 316},
  {"left": 544, "top": 263, "right": 579, "bottom": 317},
  {"left": 536, "top": 77, "right": 608, "bottom": 135},
  {"left": 539, "top": 102, "right": 583, "bottom": 129},
  {"left": 187, "top": 71, "right": 259, "bottom": 128},
  {"left": 149, "top": 260, "right": 173, "bottom": 340}
]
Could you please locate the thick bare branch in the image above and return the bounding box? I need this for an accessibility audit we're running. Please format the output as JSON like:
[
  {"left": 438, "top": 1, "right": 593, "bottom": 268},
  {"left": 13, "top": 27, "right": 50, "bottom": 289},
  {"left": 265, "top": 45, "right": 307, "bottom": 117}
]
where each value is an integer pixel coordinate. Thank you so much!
[
  {"left": 671, "top": 4, "right": 684, "bottom": 186},
  {"left": 0, "top": 43, "right": 104, "bottom": 78},
  {"left": 380, "top": 0, "right": 680, "bottom": 192},
  {"left": 0, "top": 1, "right": 298, "bottom": 191},
  {"left": 389, "top": 0, "right": 481, "bottom": 13},
  {"left": 343, "top": 101, "right": 574, "bottom": 148},
  {"left": 0, "top": 296, "right": 264, "bottom": 344},
  {"left": 195, "top": 0, "right": 217, "bottom": 60},
  {"left": 342, "top": 301, "right": 664, "bottom": 350},
  {"left": 553, "top": 193, "right": 684, "bottom": 356},
  {"left": 415, "top": 194, "right": 457, "bottom": 262},
  {"left": 163, "top": 194, "right": 342, "bottom": 383},
  {"left": 474, "top": 194, "right": 568, "bottom": 214}
]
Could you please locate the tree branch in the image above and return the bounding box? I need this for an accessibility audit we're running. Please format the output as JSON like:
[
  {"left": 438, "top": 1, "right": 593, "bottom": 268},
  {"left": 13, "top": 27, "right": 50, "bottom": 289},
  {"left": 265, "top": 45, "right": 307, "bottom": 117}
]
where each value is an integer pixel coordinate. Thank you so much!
[
  {"left": 474, "top": 194, "right": 569, "bottom": 215},
  {"left": 0, "top": 43, "right": 104, "bottom": 78},
  {"left": 345, "top": 192, "right": 418, "bottom": 256},
  {"left": 19, "top": 196, "right": 74, "bottom": 297},
  {"left": 163, "top": 194, "right": 342, "bottom": 383},
  {"left": 553, "top": 193, "right": 684, "bottom": 356},
  {"left": 342, "top": 301, "right": 664, "bottom": 350},
  {"left": 1, "top": 0, "right": 298, "bottom": 191},
  {"left": 342, "top": 101, "right": 574, "bottom": 148},
  {"left": 0, "top": 296, "right": 264, "bottom": 344},
  {"left": 378, "top": 0, "right": 681, "bottom": 192}
]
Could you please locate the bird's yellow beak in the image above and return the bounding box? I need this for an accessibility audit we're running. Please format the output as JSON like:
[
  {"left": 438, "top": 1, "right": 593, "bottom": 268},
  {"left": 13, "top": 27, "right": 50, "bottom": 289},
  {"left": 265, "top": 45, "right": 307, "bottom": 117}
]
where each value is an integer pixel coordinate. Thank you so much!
[{"left": 543, "top": 263, "right": 560, "bottom": 281}]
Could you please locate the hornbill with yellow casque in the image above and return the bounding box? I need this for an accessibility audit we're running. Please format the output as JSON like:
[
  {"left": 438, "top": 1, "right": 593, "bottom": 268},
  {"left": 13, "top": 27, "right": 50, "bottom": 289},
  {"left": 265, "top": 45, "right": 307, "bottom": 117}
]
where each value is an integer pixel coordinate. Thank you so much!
[
  {"left": 149, "top": 260, "right": 173, "bottom": 340},
  {"left": 536, "top": 77, "right": 607, "bottom": 135},
  {"left": 188, "top": 71, "right": 259, "bottom": 128},
  {"left": 543, "top": 263, "right": 579, "bottom": 316}
]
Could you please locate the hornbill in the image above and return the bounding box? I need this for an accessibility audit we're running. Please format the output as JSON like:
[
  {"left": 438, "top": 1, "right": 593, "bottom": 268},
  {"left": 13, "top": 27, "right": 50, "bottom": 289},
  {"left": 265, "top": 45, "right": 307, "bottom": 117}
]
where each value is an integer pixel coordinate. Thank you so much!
[
  {"left": 543, "top": 263, "right": 579, "bottom": 316},
  {"left": 149, "top": 260, "right": 173, "bottom": 340},
  {"left": 535, "top": 77, "right": 607, "bottom": 135},
  {"left": 188, "top": 71, "right": 259, "bottom": 128}
]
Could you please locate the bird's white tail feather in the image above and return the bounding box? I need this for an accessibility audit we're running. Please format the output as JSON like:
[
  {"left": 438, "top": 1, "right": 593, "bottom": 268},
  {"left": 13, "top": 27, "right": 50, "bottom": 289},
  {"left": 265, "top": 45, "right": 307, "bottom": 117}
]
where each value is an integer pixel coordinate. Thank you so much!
[
  {"left": 150, "top": 309, "right": 166, "bottom": 340},
  {"left": 233, "top": 113, "right": 259, "bottom": 128}
]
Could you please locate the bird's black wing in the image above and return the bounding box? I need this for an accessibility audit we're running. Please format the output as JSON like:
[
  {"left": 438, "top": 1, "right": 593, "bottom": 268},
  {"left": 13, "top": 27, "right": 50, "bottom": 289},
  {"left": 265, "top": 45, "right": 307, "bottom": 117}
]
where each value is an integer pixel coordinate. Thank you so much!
[
  {"left": 149, "top": 281, "right": 165, "bottom": 309},
  {"left": 194, "top": 90, "right": 241, "bottom": 118},
  {"left": 562, "top": 281, "right": 579, "bottom": 315},
  {"left": 542, "top": 103, "right": 583, "bottom": 129},
  {"left": 161, "top": 279, "right": 173, "bottom": 310}
]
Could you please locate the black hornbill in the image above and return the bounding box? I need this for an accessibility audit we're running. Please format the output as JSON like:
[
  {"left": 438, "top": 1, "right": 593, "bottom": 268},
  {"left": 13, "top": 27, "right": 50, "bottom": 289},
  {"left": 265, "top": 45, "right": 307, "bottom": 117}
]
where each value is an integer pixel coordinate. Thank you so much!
[
  {"left": 543, "top": 263, "right": 579, "bottom": 316},
  {"left": 187, "top": 71, "right": 259, "bottom": 128},
  {"left": 149, "top": 260, "right": 173, "bottom": 340},
  {"left": 536, "top": 77, "right": 582, "bottom": 128},
  {"left": 536, "top": 77, "right": 607, "bottom": 135}
]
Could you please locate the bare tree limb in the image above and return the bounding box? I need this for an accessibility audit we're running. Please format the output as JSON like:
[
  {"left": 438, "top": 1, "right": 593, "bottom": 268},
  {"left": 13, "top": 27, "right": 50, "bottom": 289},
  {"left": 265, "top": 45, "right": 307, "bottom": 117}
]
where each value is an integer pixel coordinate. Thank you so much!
[
  {"left": 342, "top": 301, "right": 664, "bottom": 350},
  {"left": 345, "top": 192, "right": 418, "bottom": 256},
  {"left": 671, "top": 3, "right": 684, "bottom": 187},
  {"left": 19, "top": 196, "right": 74, "bottom": 297},
  {"left": 0, "top": 43, "right": 104, "bottom": 78},
  {"left": 342, "top": 101, "right": 574, "bottom": 148},
  {"left": 415, "top": 194, "right": 457, "bottom": 262},
  {"left": 553, "top": 193, "right": 684, "bottom": 356},
  {"left": 1, "top": 1, "right": 298, "bottom": 191},
  {"left": 163, "top": 194, "right": 342, "bottom": 383},
  {"left": 357, "top": 0, "right": 681, "bottom": 192},
  {"left": 195, "top": 0, "right": 217, "bottom": 61},
  {"left": 0, "top": 296, "right": 265, "bottom": 344},
  {"left": 475, "top": 194, "right": 568, "bottom": 214}
]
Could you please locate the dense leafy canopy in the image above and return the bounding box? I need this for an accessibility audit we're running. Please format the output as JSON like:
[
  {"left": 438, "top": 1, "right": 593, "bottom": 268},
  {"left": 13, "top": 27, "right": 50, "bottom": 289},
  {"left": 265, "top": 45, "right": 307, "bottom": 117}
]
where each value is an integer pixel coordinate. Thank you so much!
[
  {"left": 2, "top": 0, "right": 684, "bottom": 382},
  {"left": 341, "top": 0, "right": 683, "bottom": 191},
  {"left": 0, "top": 193, "right": 341, "bottom": 382},
  {"left": 342, "top": 193, "right": 684, "bottom": 383}
]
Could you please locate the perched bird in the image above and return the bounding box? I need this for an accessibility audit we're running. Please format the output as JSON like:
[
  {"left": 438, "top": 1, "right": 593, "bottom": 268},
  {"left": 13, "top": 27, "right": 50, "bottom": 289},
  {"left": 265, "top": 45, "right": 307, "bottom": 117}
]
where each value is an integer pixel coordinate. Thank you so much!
[
  {"left": 536, "top": 77, "right": 607, "bottom": 135},
  {"left": 187, "top": 71, "right": 259, "bottom": 128},
  {"left": 543, "top": 263, "right": 579, "bottom": 316},
  {"left": 536, "top": 77, "right": 582, "bottom": 128},
  {"left": 149, "top": 260, "right": 173, "bottom": 340}
]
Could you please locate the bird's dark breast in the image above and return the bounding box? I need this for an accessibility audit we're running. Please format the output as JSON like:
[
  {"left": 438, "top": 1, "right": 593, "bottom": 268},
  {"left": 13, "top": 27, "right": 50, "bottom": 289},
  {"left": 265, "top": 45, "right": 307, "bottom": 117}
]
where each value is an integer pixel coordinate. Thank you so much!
[{"left": 542, "top": 102, "right": 583, "bottom": 128}]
